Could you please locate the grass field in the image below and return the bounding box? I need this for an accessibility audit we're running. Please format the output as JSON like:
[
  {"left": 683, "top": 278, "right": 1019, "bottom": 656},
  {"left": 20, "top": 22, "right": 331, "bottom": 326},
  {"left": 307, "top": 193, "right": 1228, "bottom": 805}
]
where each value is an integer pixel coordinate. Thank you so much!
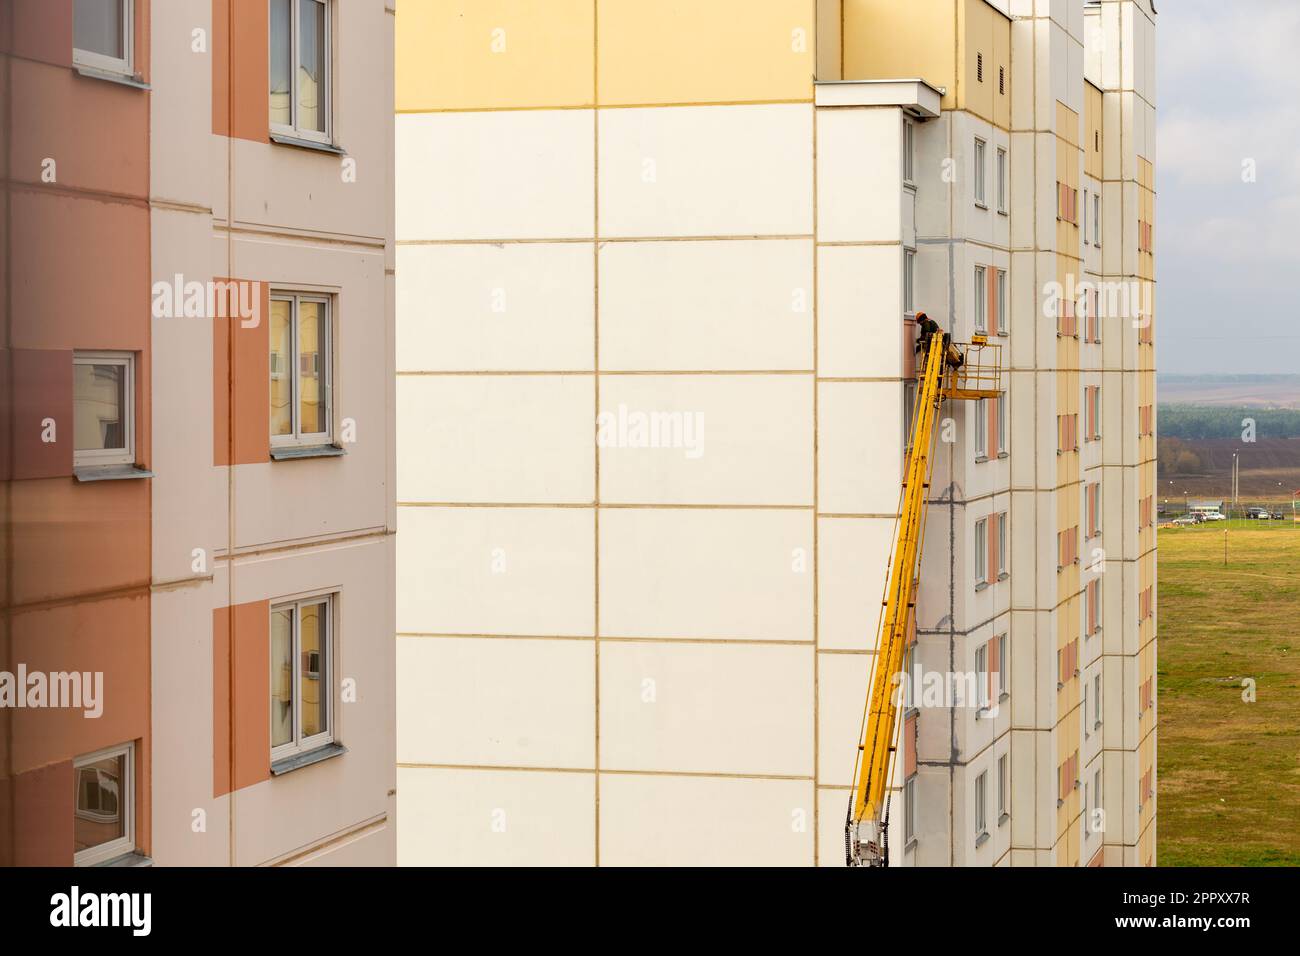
[{"left": 1157, "top": 521, "right": 1300, "bottom": 865}]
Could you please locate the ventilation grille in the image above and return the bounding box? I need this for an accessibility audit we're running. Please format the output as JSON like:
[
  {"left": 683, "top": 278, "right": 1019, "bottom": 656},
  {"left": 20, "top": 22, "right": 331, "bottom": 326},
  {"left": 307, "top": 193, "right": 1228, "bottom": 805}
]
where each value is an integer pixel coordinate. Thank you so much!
[
  {"left": 999, "top": 66, "right": 1005, "bottom": 95},
  {"left": 977, "top": 52, "right": 984, "bottom": 82}
]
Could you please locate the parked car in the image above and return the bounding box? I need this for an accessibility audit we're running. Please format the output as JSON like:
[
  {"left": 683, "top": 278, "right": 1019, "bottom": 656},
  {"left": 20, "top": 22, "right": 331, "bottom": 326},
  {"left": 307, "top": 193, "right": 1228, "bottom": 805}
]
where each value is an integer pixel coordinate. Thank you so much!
[
  {"left": 1246, "top": 507, "right": 1268, "bottom": 519},
  {"left": 1172, "top": 516, "right": 1199, "bottom": 527},
  {"left": 1201, "top": 511, "right": 1226, "bottom": 521},
  {"left": 1271, "top": 512, "right": 1286, "bottom": 520}
]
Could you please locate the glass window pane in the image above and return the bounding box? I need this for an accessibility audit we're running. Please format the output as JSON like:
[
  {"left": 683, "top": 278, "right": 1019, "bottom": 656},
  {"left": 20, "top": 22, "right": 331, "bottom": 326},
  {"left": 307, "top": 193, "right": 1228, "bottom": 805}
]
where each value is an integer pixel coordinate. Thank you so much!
[
  {"left": 299, "top": 601, "right": 327, "bottom": 738},
  {"left": 73, "top": 362, "right": 125, "bottom": 451},
  {"left": 271, "top": 607, "right": 294, "bottom": 748},
  {"left": 74, "top": 0, "right": 124, "bottom": 59},
  {"left": 74, "top": 753, "right": 125, "bottom": 853},
  {"left": 270, "top": 299, "right": 293, "bottom": 437},
  {"left": 298, "top": 0, "right": 326, "bottom": 133},
  {"left": 269, "top": 0, "right": 292, "bottom": 126},
  {"left": 298, "top": 301, "right": 324, "bottom": 434}
]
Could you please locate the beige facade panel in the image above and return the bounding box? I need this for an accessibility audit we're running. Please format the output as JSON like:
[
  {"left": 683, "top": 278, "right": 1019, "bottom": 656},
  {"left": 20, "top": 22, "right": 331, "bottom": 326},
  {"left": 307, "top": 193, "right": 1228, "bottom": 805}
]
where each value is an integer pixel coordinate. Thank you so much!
[
  {"left": 815, "top": 106, "right": 901, "bottom": 243},
  {"left": 817, "top": 381, "right": 904, "bottom": 515},
  {"left": 598, "top": 641, "right": 813, "bottom": 776},
  {"left": 396, "top": 636, "right": 595, "bottom": 769},
  {"left": 599, "top": 774, "right": 814, "bottom": 866},
  {"left": 817, "top": 516, "right": 894, "bottom": 651},
  {"left": 598, "top": 508, "right": 813, "bottom": 641},
  {"left": 598, "top": 239, "right": 814, "bottom": 371},
  {"left": 397, "top": 767, "right": 595, "bottom": 866},
  {"left": 817, "top": 244, "right": 903, "bottom": 379},
  {"left": 396, "top": 506, "right": 595, "bottom": 636},
  {"left": 396, "top": 243, "right": 595, "bottom": 372},
  {"left": 597, "top": 375, "right": 813, "bottom": 506},
  {"left": 397, "top": 375, "right": 595, "bottom": 504},
  {"left": 597, "top": 104, "right": 813, "bottom": 238},
  {"left": 396, "top": 110, "right": 595, "bottom": 240}
]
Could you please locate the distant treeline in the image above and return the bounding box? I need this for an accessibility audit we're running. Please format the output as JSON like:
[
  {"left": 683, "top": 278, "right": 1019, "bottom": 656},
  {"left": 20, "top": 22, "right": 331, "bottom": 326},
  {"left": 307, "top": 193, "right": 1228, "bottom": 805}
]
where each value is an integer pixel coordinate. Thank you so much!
[{"left": 1159, "top": 405, "right": 1300, "bottom": 440}]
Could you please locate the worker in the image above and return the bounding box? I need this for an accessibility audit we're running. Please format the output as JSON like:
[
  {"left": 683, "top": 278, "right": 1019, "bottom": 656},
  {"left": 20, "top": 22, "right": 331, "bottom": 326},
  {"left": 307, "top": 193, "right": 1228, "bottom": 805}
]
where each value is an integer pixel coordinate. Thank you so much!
[{"left": 914, "top": 312, "right": 965, "bottom": 370}]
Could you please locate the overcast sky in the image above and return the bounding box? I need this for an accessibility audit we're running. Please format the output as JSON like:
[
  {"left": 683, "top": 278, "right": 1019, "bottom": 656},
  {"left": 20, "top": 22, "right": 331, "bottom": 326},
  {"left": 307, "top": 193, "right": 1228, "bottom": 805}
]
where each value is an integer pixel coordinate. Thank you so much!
[{"left": 1156, "top": 0, "right": 1300, "bottom": 375}]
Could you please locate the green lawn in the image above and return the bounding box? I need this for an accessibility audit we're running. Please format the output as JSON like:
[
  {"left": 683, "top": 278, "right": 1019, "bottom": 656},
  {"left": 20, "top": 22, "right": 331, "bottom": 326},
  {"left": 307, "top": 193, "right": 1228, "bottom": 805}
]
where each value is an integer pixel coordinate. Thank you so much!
[{"left": 1157, "top": 522, "right": 1300, "bottom": 865}]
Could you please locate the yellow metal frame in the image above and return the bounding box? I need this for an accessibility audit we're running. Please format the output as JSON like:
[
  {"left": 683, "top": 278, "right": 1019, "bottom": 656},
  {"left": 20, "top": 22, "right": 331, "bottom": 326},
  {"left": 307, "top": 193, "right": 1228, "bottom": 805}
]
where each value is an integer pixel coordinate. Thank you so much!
[{"left": 847, "top": 332, "right": 1001, "bottom": 866}]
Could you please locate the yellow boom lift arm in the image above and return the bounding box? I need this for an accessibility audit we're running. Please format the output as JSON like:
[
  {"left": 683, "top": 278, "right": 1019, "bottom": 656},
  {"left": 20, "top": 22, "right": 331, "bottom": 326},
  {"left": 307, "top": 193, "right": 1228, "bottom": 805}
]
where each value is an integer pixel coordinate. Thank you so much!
[{"left": 846, "top": 330, "right": 1001, "bottom": 867}]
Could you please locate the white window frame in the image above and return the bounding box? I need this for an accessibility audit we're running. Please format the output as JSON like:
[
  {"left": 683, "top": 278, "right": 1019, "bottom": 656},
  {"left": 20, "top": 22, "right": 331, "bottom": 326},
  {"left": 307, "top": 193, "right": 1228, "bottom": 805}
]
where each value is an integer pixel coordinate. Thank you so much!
[
  {"left": 975, "top": 770, "right": 988, "bottom": 837},
  {"left": 73, "top": 741, "right": 135, "bottom": 866},
  {"left": 996, "top": 147, "right": 1007, "bottom": 213},
  {"left": 72, "top": 0, "right": 134, "bottom": 76},
  {"left": 270, "top": 591, "right": 337, "bottom": 763},
  {"left": 997, "top": 512, "right": 1008, "bottom": 576},
  {"left": 904, "top": 249, "right": 915, "bottom": 315},
  {"left": 997, "top": 753, "right": 1008, "bottom": 818},
  {"left": 270, "top": 292, "right": 333, "bottom": 448},
  {"left": 975, "top": 643, "right": 989, "bottom": 709},
  {"left": 973, "top": 265, "right": 987, "bottom": 332},
  {"left": 974, "top": 398, "right": 988, "bottom": 459},
  {"left": 903, "top": 119, "right": 915, "bottom": 185},
  {"left": 996, "top": 387, "right": 1007, "bottom": 452},
  {"left": 1093, "top": 769, "right": 1102, "bottom": 826},
  {"left": 269, "top": 0, "right": 333, "bottom": 144},
  {"left": 996, "top": 268, "right": 1007, "bottom": 336},
  {"left": 1082, "top": 188, "right": 1089, "bottom": 243},
  {"left": 997, "top": 634, "right": 1008, "bottom": 697},
  {"left": 974, "top": 517, "right": 988, "bottom": 583},
  {"left": 73, "top": 350, "right": 135, "bottom": 468},
  {"left": 1094, "top": 193, "right": 1102, "bottom": 248},
  {"left": 904, "top": 776, "right": 917, "bottom": 844},
  {"left": 1094, "top": 673, "right": 1102, "bottom": 728},
  {"left": 973, "top": 138, "right": 987, "bottom": 206}
]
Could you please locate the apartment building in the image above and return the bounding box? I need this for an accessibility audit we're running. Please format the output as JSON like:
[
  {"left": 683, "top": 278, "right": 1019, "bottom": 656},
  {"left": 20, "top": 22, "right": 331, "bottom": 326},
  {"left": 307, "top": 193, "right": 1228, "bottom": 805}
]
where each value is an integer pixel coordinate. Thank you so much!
[
  {"left": 1, "top": 0, "right": 395, "bottom": 866},
  {"left": 394, "top": 0, "right": 1153, "bottom": 866}
]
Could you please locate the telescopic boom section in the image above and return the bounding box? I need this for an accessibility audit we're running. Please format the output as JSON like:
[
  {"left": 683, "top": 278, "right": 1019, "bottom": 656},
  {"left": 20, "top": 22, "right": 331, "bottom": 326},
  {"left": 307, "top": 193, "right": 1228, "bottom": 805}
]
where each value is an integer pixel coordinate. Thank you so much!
[{"left": 847, "top": 332, "right": 948, "bottom": 867}]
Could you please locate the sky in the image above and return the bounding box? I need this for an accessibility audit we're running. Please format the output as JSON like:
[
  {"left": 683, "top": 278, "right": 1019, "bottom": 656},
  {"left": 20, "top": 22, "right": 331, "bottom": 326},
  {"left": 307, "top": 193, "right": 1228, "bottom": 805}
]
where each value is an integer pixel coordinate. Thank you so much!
[{"left": 1156, "top": 0, "right": 1300, "bottom": 374}]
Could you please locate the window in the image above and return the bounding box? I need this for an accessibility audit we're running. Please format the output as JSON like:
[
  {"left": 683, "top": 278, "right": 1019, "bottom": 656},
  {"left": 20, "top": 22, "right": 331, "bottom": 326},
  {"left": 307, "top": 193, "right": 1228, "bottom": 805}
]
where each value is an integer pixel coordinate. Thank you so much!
[
  {"left": 271, "top": 593, "right": 335, "bottom": 761},
  {"left": 1086, "top": 482, "right": 1102, "bottom": 537},
  {"left": 903, "top": 380, "right": 918, "bottom": 451},
  {"left": 904, "top": 776, "right": 917, "bottom": 844},
  {"left": 903, "top": 119, "right": 915, "bottom": 184},
  {"left": 997, "top": 512, "right": 1008, "bottom": 576},
  {"left": 974, "top": 265, "right": 987, "bottom": 331},
  {"left": 994, "top": 269, "right": 1007, "bottom": 337},
  {"left": 1093, "top": 769, "right": 1102, "bottom": 828},
  {"left": 73, "top": 351, "right": 135, "bottom": 468},
  {"left": 1086, "top": 579, "right": 1101, "bottom": 634},
  {"left": 975, "top": 399, "right": 988, "bottom": 459},
  {"left": 1094, "top": 674, "right": 1102, "bottom": 727},
  {"left": 997, "top": 634, "right": 1008, "bottom": 697},
  {"left": 1083, "top": 679, "right": 1090, "bottom": 738},
  {"left": 73, "top": 0, "right": 133, "bottom": 76},
  {"left": 1082, "top": 189, "right": 1089, "bottom": 243},
  {"left": 74, "top": 742, "right": 134, "bottom": 866},
  {"left": 996, "top": 148, "right": 1007, "bottom": 213},
  {"left": 997, "top": 754, "right": 1008, "bottom": 819},
  {"left": 1094, "top": 193, "right": 1102, "bottom": 247},
  {"left": 270, "top": 0, "right": 332, "bottom": 142},
  {"left": 975, "top": 517, "right": 988, "bottom": 583},
  {"left": 904, "top": 249, "right": 915, "bottom": 314},
  {"left": 975, "top": 770, "right": 988, "bottom": 837},
  {"left": 1058, "top": 526, "right": 1078, "bottom": 569},
  {"left": 975, "top": 643, "right": 988, "bottom": 709},
  {"left": 996, "top": 389, "right": 1007, "bottom": 453},
  {"left": 1057, "top": 182, "right": 1077, "bottom": 224},
  {"left": 270, "top": 293, "right": 333, "bottom": 447},
  {"left": 1057, "top": 413, "right": 1078, "bottom": 453},
  {"left": 974, "top": 139, "right": 987, "bottom": 206}
]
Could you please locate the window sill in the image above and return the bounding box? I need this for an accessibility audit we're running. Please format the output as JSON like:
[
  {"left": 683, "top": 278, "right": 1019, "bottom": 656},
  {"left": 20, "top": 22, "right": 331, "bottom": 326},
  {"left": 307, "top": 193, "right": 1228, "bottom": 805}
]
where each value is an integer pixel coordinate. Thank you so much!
[
  {"left": 1056, "top": 681, "right": 1064, "bottom": 691},
  {"left": 998, "top": 692, "right": 1009, "bottom": 704},
  {"left": 270, "top": 132, "right": 347, "bottom": 155},
  {"left": 997, "top": 451, "right": 1009, "bottom": 460},
  {"left": 974, "top": 581, "right": 989, "bottom": 593},
  {"left": 974, "top": 201, "right": 988, "bottom": 211},
  {"left": 95, "top": 852, "right": 153, "bottom": 868},
  {"left": 270, "top": 443, "right": 346, "bottom": 462},
  {"left": 903, "top": 180, "right": 917, "bottom": 192},
  {"left": 75, "top": 465, "right": 153, "bottom": 482},
  {"left": 975, "top": 455, "right": 989, "bottom": 464},
  {"left": 904, "top": 837, "right": 919, "bottom": 854},
  {"left": 997, "top": 571, "right": 1009, "bottom": 582},
  {"left": 975, "top": 830, "right": 990, "bottom": 848},
  {"left": 271, "top": 742, "right": 347, "bottom": 776},
  {"left": 998, "top": 812, "right": 1010, "bottom": 827},
  {"left": 1094, "top": 720, "right": 1102, "bottom": 731},
  {"left": 74, "top": 65, "right": 150, "bottom": 90},
  {"left": 997, "top": 207, "right": 1008, "bottom": 217}
]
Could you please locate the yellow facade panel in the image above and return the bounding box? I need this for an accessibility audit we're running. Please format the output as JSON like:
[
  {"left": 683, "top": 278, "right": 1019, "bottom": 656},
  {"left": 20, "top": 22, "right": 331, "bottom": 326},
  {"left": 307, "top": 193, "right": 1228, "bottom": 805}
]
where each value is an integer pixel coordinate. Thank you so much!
[
  {"left": 597, "top": 0, "right": 815, "bottom": 106},
  {"left": 396, "top": 0, "right": 595, "bottom": 112},
  {"left": 844, "top": 0, "right": 958, "bottom": 111}
]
